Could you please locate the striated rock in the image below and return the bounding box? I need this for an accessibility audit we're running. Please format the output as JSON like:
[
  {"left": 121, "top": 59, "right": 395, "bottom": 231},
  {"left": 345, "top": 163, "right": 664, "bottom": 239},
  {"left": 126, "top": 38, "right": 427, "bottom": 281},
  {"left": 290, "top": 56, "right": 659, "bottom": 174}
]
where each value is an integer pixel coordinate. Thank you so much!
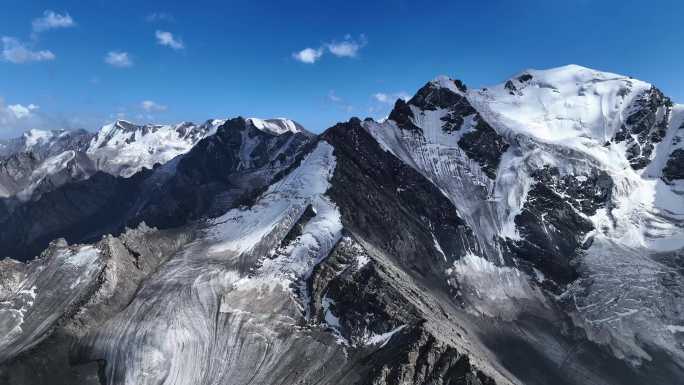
[{"left": 0, "top": 224, "right": 193, "bottom": 385}]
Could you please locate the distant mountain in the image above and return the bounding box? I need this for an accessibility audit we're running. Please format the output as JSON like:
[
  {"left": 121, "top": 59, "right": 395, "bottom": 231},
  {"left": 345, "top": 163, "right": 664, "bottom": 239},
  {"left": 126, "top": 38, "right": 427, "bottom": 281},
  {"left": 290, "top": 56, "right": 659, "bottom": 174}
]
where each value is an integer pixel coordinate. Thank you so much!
[
  {"left": 0, "top": 66, "right": 682, "bottom": 385},
  {"left": 86, "top": 119, "right": 225, "bottom": 177},
  {"left": 0, "top": 117, "right": 313, "bottom": 262},
  {"left": 0, "top": 117, "right": 309, "bottom": 200}
]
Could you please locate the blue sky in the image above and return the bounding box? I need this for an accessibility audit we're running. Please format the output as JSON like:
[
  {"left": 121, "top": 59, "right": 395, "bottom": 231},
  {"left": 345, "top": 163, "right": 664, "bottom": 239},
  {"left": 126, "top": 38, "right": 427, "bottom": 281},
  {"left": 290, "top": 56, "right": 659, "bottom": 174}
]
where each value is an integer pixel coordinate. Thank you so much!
[{"left": 1, "top": 0, "right": 683, "bottom": 137}]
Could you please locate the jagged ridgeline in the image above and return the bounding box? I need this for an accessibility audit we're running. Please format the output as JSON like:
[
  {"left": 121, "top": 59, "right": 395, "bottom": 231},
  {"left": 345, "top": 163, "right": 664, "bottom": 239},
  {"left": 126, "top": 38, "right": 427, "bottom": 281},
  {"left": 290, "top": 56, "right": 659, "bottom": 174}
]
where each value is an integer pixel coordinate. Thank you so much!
[{"left": 1, "top": 65, "right": 683, "bottom": 385}]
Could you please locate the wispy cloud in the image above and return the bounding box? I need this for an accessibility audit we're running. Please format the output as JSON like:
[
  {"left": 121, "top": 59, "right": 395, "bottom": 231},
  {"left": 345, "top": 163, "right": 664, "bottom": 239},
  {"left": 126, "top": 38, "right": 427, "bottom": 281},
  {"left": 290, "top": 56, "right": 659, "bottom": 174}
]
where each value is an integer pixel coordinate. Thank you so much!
[
  {"left": 327, "top": 90, "right": 342, "bottom": 103},
  {"left": 293, "top": 34, "right": 367, "bottom": 64},
  {"left": 293, "top": 47, "right": 323, "bottom": 64},
  {"left": 2, "top": 11, "right": 71, "bottom": 64},
  {"left": 327, "top": 90, "right": 353, "bottom": 112},
  {"left": 32, "top": 10, "right": 75, "bottom": 33},
  {"left": 140, "top": 100, "right": 167, "bottom": 112},
  {"left": 6, "top": 103, "right": 39, "bottom": 119},
  {"left": 104, "top": 51, "right": 133, "bottom": 68},
  {"left": 155, "top": 30, "right": 184, "bottom": 50},
  {"left": 373, "top": 91, "right": 410, "bottom": 104},
  {"left": 1, "top": 37, "right": 55, "bottom": 63},
  {"left": 327, "top": 34, "right": 367, "bottom": 58},
  {"left": 146, "top": 12, "right": 175, "bottom": 23}
]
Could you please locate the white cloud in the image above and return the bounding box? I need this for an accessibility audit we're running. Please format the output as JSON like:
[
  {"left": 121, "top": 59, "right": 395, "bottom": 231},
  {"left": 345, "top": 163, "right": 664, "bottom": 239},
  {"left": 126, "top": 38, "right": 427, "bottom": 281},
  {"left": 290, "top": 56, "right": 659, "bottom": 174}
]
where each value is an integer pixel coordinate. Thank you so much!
[
  {"left": 1, "top": 37, "right": 55, "bottom": 63},
  {"left": 7, "top": 103, "right": 39, "bottom": 119},
  {"left": 373, "top": 93, "right": 390, "bottom": 103},
  {"left": 292, "top": 47, "right": 323, "bottom": 64},
  {"left": 155, "top": 30, "right": 184, "bottom": 50},
  {"left": 140, "top": 100, "right": 167, "bottom": 112},
  {"left": 32, "top": 10, "right": 75, "bottom": 32},
  {"left": 327, "top": 34, "right": 367, "bottom": 58},
  {"left": 105, "top": 51, "right": 133, "bottom": 68},
  {"left": 146, "top": 12, "right": 175, "bottom": 23},
  {"left": 373, "top": 91, "right": 410, "bottom": 104},
  {"left": 0, "top": 98, "right": 105, "bottom": 139},
  {"left": 0, "top": 99, "right": 44, "bottom": 136},
  {"left": 293, "top": 34, "right": 367, "bottom": 64}
]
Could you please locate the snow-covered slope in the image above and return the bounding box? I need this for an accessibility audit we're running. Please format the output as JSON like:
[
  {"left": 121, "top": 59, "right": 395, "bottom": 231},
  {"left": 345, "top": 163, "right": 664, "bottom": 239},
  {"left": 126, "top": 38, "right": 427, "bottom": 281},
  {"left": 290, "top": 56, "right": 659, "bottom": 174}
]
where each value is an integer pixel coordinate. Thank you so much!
[
  {"left": 246, "top": 117, "right": 304, "bottom": 135},
  {"left": 0, "top": 128, "right": 93, "bottom": 160},
  {"left": 469, "top": 65, "right": 652, "bottom": 143},
  {"left": 86, "top": 119, "right": 225, "bottom": 177}
]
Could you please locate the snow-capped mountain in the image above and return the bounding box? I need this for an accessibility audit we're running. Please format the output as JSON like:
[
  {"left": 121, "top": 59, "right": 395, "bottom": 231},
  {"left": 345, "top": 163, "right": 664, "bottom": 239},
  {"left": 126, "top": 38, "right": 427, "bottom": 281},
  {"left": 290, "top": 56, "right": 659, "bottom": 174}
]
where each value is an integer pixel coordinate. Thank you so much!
[
  {"left": 86, "top": 119, "right": 225, "bottom": 177},
  {"left": 87, "top": 118, "right": 305, "bottom": 178},
  {"left": 0, "top": 118, "right": 309, "bottom": 201},
  {"left": 368, "top": 65, "right": 684, "bottom": 378},
  {"left": 0, "top": 129, "right": 95, "bottom": 199},
  {"left": 0, "top": 117, "right": 313, "bottom": 262},
  {"left": 0, "top": 128, "right": 93, "bottom": 159},
  {"left": 0, "top": 65, "right": 682, "bottom": 385}
]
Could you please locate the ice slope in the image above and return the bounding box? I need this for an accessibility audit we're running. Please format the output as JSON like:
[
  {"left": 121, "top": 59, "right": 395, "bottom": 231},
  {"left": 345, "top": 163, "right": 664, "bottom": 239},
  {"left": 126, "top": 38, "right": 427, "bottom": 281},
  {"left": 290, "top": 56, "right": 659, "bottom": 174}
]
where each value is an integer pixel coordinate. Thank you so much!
[{"left": 77, "top": 142, "right": 345, "bottom": 385}]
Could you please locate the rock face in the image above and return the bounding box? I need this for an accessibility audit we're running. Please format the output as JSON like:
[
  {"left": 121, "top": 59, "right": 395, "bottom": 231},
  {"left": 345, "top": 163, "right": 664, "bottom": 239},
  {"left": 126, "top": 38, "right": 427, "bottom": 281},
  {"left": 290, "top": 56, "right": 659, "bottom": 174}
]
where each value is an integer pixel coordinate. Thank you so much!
[
  {"left": 663, "top": 148, "right": 684, "bottom": 182},
  {"left": 0, "top": 65, "right": 683, "bottom": 385},
  {"left": 612, "top": 87, "right": 672, "bottom": 169},
  {"left": 132, "top": 117, "right": 313, "bottom": 228}
]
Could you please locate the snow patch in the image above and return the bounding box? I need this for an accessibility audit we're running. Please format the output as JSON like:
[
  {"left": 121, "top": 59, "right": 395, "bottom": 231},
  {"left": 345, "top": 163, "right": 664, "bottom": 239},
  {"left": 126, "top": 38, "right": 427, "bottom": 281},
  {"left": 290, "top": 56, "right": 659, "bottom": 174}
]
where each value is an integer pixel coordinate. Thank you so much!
[
  {"left": 363, "top": 324, "right": 407, "bottom": 348},
  {"left": 247, "top": 118, "right": 302, "bottom": 135}
]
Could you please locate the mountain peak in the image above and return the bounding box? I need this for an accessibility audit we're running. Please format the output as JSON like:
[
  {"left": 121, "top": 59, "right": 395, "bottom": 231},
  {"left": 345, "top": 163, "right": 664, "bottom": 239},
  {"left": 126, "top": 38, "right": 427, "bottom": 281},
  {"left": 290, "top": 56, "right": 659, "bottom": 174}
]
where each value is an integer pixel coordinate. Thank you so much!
[
  {"left": 22, "top": 128, "right": 58, "bottom": 148},
  {"left": 469, "top": 64, "right": 660, "bottom": 145},
  {"left": 429, "top": 75, "right": 467, "bottom": 94},
  {"left": 246, "top": 117, "right": 304, "bottom": 135}
]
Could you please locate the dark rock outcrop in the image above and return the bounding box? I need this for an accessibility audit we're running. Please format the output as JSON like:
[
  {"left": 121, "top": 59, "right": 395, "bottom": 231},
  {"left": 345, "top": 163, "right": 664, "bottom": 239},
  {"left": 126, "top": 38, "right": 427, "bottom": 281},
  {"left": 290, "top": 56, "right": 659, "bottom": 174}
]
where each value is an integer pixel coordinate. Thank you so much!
[
  {"left": 457, "top": 117, "right": 509, "bottom": 179},
  {"left": 663, "top": 148, "right": 684, "bottom": 182},
  {"left": 323, "top": 118, "right": 478, "bottom": 276},
  {"left": 612, "top": 87, "right": 672, "bottom": 169},
  {"left": 507, "top": 168, "right": 596, "bottom": 287}
]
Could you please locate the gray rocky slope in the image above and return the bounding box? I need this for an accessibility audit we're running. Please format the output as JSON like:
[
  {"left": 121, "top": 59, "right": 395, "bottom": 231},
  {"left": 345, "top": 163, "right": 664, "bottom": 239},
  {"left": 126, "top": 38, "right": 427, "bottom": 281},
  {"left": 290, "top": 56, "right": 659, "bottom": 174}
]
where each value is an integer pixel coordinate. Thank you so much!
[{"left": 0, "top": 65, "right": 683, "bottom": 385}]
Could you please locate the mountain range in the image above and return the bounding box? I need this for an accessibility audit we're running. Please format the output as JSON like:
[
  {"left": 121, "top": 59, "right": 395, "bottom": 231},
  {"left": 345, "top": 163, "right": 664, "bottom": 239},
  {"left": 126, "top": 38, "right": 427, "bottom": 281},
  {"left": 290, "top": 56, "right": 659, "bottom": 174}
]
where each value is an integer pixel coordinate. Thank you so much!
[{"left": 0, "top": 65, "right": 682, "bottom": 385}]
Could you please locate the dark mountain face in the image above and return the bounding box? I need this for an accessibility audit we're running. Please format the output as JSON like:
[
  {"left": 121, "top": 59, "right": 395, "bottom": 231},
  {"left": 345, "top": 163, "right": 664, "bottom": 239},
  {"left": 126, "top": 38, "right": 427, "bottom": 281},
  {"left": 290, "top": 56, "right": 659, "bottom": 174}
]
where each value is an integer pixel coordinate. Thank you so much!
[
  {"left": 0, "top": 66, "right": 683, "bottom": 385},
  {"left": 129, "top": 117, "right": 313, "bottom": 229},
  {"left": 663, "top": 147, "right": 684, "bottom": 182},
  {"left": 0, "top": 171, "right": 149, "bottom": 262}
]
